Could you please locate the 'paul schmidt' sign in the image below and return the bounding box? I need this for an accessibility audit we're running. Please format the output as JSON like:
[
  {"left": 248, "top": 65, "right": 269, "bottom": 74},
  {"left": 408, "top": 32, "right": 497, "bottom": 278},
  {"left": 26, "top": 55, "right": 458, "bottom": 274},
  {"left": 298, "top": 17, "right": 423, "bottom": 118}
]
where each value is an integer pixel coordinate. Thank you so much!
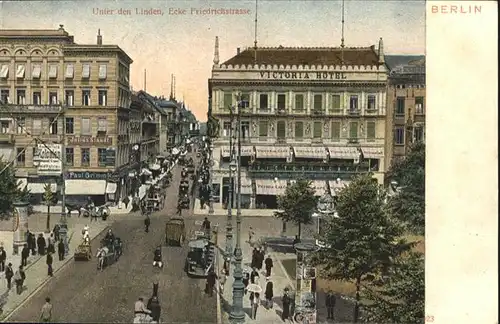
[
  {"left": 260, "top": 71, "right": 347, "bottom": 80},
  {"left": 67, "top": 136, "right": 113, "bottom": 146}
]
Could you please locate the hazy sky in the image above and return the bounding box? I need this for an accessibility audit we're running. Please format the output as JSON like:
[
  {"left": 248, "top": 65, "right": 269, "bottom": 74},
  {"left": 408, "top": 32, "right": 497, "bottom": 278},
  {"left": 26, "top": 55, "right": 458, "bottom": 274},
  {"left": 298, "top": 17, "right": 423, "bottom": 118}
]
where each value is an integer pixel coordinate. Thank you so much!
[{"left": 0, "top": 0, "right": 425, "bottom": 121}]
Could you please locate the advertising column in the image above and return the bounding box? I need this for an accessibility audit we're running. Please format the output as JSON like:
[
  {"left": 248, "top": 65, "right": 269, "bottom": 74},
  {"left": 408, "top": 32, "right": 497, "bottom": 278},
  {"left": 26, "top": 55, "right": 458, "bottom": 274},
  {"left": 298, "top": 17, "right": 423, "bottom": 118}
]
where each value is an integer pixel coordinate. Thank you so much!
[
  {"left": 12, "top": 201, "right": 29, "bottom": 255},
  {"left": 294, "top": 242, "right": 319, "bottom": 324}
]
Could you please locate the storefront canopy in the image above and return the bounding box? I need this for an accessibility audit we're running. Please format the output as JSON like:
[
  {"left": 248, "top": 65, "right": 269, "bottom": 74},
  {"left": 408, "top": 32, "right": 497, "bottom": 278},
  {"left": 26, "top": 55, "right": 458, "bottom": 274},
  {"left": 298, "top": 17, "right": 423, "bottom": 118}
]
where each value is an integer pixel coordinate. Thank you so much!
[
  {"left": 294, "top": 146, "right": 327, "bottom": 159},
  {"left": 255, "top": 179, "right": 287, "bottom": 195},
  {"left": 328, "top": 147, "right": 360, "bottom": 159},
  {"left": 254, "top": 146, "right": 289, "bottom": 159},
  {"left": 27, "top": 183, "right": 57, "bottom": 194},
  {"left": 361, "top": 147, "right": 384, "bottom": 159},
  {"left": 221, "top": 146, "right": 253, "bottom": 158},
  {"left": 65, "top": 180, "right": 106, "bottom": 196}
]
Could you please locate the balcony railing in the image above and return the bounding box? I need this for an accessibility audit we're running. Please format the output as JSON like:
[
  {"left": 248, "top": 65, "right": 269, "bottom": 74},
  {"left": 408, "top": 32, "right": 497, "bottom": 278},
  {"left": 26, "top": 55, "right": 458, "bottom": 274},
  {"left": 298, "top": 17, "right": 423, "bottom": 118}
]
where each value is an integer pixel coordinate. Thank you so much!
[
  {"left": 348, "top": 109, "right": 360, "bottom": 116},
  {"left": 276, "top": 109, "right": 287, "bottom": 115},
  {"left": 0, "top": 133, "right": 14, "bottom": 143},
  {"left": 312, "top": 109, "right": 324, "bottom": 116},
  {"left": 348, "top": 137, "right": 359, "bottom": 144},
  {"left": 329, "top": 108, "right": 343, "bottom": 115},
  {"left": 213, "top": 136, "right": 384, "bottom": 145},
  {"left": 365, "top": 108, "right": 379, "bottom": 114},
  {"left": 1, "top": 104, "right": 62, "bottom": 114}
]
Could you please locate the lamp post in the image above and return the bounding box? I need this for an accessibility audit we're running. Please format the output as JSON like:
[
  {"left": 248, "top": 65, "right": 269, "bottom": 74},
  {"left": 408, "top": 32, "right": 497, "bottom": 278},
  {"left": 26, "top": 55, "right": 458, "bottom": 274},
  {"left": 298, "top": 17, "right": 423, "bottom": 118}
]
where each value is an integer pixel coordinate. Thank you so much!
[
  {"left": 225, "top": 106, "right": 235, "bottom": 259},
  {"left": 59, "top": 130, "right": 69, "bottom": 256},
  {"left": 208, "top": 139, "right": 215, "bottom": 215},
  {"left": 229, "top": 93, "right": 246, "bottom": 322}
]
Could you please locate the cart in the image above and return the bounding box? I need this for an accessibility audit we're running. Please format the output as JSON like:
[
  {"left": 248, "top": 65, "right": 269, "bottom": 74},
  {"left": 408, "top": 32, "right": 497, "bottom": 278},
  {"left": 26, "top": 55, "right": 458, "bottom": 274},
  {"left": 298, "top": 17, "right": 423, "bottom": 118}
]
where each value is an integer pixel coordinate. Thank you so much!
[
  {"left": 74, "top": 242, "right": 92, "bottom": 261},
  {"left": 184, "top": 238, "right": 215, "bottom": 277},
  {"left": 165, "top": 217, "right": 186, "bottom": 246}
]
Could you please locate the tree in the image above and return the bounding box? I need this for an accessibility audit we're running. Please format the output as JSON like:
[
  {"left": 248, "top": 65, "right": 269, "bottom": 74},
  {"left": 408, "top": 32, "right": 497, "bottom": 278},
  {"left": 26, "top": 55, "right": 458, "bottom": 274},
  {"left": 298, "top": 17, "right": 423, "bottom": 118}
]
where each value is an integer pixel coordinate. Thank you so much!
[
  {"left": 42, "top": 183, "right": 56, "bottom": 232},
  {"left": 274, "top": 179, "right": 317, "bottom": 240},
  {"left": 386, "top": 142, "right": 425, "bottom": 235},
  {"left": 0, "top": 159, "right": 31, "bottom": 217},
  {"left": 311, "top": 173, "right": 413, "bottom": 323},
  {"left": 361, "top": 252, "right": 425, "bottom": 324}
]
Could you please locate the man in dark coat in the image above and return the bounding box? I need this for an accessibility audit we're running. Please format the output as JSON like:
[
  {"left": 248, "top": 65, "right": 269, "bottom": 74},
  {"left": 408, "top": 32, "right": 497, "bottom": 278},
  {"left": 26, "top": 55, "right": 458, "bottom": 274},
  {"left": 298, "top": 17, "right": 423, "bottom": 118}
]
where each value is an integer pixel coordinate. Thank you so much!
[
  {"left": 251, "top": 248, "right": 258, "bottom": 269},
  {"left": 144, "top": 215, "right": 151, "bottom": 233},
  {"left": 52, "top": 224, "right": 60, "bottom": 242},
  {"left": 325, "top": 290, "right": 336, "bottom": 320},
  {"left": 57, "top": 240, "right": 65, "bottom": 261},
  {"left": 206, "top": 269, "right": 217, "bottom": 297},
  {"left": 256, "top": 249, "right": 264, "bottom": 270},
  {"left": 21, "top": 244, "right": 30, "bottom": 267},
  {"left": 0, "top": 246, "right": 6, "bottom": 272},
  {"left": 28, "top": 232, "right": 36, "bottom": 255},
  {"left": 264, "top": 278, "right": 274, "bottom": 309},
  {"left": 46, "top": 252, "right": 53, "bottom": 277},
  {"left": 281, "top": 289, "right": 291, "bottom": 321},
  {"left": 5, "top": 262, "right": 14, "bottom": 290},
  {"left": 37, "top": 234, "right": 46, "bottom": 256},
  {"left": 250, "top": 268, "right": 259, "bottom": 284},
  {"left": 264, "top": 255, "right": 273, "bottom": 277},
  {"left": 148, "top": 296, "right": 161, "bottom": 322}
]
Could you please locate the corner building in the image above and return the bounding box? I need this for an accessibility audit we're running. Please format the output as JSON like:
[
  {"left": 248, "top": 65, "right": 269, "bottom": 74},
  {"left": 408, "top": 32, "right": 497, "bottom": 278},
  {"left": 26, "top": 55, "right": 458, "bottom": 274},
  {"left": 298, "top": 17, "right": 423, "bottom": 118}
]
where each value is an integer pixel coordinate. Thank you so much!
[
  {"left": 0, "top": 26, "right": 132, "bottom": 205},
  {"left": 209, "top": 39, "right": 387, "bottom": 209}
]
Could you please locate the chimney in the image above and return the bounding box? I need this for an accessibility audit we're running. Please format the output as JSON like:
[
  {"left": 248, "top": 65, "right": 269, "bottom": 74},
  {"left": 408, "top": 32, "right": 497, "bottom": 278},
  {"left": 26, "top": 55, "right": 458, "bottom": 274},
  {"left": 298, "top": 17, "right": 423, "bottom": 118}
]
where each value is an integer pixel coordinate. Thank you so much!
[
  {"left": 97, "top": 29, "right": 103, "bottom": 45},
  {"left": 213, "top": 36, "right": 220, "bottom": 65},
  {"left": 237, "top": 47, "right": 240, "bottom": 55},
  {"left": 58, "top": 24, "right": 64, "bottom": 31},
  {"left": 378, "top": 37, "right": 384, "bottom": 64}
]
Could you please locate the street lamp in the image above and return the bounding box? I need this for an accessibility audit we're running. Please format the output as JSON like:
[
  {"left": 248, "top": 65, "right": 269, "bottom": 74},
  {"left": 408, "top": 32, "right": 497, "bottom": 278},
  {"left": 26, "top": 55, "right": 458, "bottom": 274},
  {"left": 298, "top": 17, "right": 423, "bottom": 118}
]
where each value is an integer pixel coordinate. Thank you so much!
[{"left": 208, "top": 140, "right": 215, "bottom": 215}]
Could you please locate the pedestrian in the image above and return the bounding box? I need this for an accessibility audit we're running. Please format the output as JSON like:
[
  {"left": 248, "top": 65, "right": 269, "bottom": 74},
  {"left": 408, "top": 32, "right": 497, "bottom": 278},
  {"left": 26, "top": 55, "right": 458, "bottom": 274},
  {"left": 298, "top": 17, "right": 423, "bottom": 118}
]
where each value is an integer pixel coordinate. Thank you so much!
[
  {"left": 206, "top": 268, "right": 217, "bottom": 297},
  {"left": 52, "top": 224, "right": 60, "bottom": 242},
  {"left": 40, "top": 297, "right": 52, "bottom": 322},
  {"left": 48, "top": 234, "right": 55, "bottom": 254},
  {"left": 5, "top": 262, "right": 13, "bottom": 290},
  {"left": 325, "top": 290, "right": 336, "bottom": 320},
  {"left": 176, "top": 203, "right": 182, "bottom": 216},
  {"left": 242, "top": 271, "right": 249, "bottom": 295},
  {"left": 57, "top": 240, "right": 65, "bottom": 261},
  {"left": 21, "top": 243, "right": 29, "bottom": 267},
  {"left": 37, "top": 233, "right": 46, "bottom": 256},
  {"left": 264, "top": 277, "right": 274, "bottom": 309},
  {"left": 219, "top": 269, "right": 227, "bottom": 294},
  {"left": 251, "top": 292, "right": 260, "bottom": 320},
  {"left": 250, "top": 267, "right": 259, "bottom": 284},
  {"left": 282, "top": 288, "right": 291, "bottom": 321},
  {"left": 149, "top": 296, "right": 161, "bottom": 322},
  {"left": 144, "top": 215, "right": 151, "bottom": 233},
  {"left": 46, "top": 252, "right": 53, "bottom": 277},
  {"left": 251, "top": 248, "right": 258, "bottom": 268},
  {"left": 248, "top": 226, "right": 254, "bottom": 243},
  {"left": 265, "top": 255, "right": 273, "bottom": 277},
  {"left": 13, "top": 265, "right": 25, "bottom": 295},
  {"left": 257, "top": 249, "right": 264, "bottom": 270},
  {"left": 28, "top": 232, "right": 36, "bottom": 255},
  {"left": 0, "top": 246, "right": 6, "bottom": 272}
]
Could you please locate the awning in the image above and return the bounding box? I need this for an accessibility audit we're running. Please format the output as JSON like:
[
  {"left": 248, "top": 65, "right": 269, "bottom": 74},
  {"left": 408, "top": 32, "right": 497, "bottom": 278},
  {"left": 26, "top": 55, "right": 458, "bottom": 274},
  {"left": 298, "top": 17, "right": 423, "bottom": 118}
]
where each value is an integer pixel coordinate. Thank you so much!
[
  {"left": 235, "top": 177, "right": 253, "bottom": 195},
  {"left": 221, "top": 146, "right": 253, "bottom": 158},
  {"left": 330, "top": 180, "right": 349, "bottom": 195},
  {"left": 255, "top": 146, "right": 289, "bottom": 159},
  {"left": 361, "top": 147, "right": 384, "bottom": 159},
  {"left": 255, "top": 179, "right": 287, "bottom": 195},
  {"left": 65, "top": 180, "right": 106, "bottom": 195},
  {"left": 328, "top": 147, "right": 360, "bottom": 159},
  {"left": 172, "top": 147, "right": 180, "bottom": 155},
  {"left": 106, "top": 182, "right": 118, "bottom": 194},
  {"left": 311, "top": 181, "right": 328, "bottom": 196},
  {"left": 294, "top": 146, "right": 327, "bottom": 159},
  {"left": 27, "top": 183, "right": 57, "bottom": 194}
]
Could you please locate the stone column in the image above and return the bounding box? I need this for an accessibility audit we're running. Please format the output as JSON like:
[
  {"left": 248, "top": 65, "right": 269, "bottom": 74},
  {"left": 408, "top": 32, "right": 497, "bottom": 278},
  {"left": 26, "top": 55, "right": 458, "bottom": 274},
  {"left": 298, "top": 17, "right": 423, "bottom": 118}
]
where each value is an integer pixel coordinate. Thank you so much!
[
  {"left": 12, "top": 201, "right": 29, "bottom": 255},
  {"left": 293, "top": 242, "right": 319, "bottom": 323}
]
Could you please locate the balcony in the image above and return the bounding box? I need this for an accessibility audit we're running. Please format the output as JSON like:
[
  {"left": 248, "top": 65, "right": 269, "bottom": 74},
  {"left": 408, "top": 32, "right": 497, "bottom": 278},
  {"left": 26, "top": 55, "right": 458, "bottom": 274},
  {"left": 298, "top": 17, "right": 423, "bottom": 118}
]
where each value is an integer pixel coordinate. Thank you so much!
[
  {"left": 348, "top": 137, "right": 359, "bottom": 144},
  {"left": 1, "top": 104, "right": 62, "bottom": 114},
  {"left": 311, "top": 137, "right": 323, "bottom": 143},
  {"left": 248, "top": 161, "right": 369, "bottom": 180},
  {"left": 312, "top": 109, "right": 324, "bottom": 116},
  {"left": 329, "top": 108, "right": 343, "bottom": 115},
  {"left": 276, "top": 108, "right": 287, "bottom": 116},
  {"left": 348, "top": 109, "right": 360, "bottom": 116},
  {"left": 257, "top": 108, "right": 272, "bottom": 114},
  {"left": 276, "top": 138, "right": 287, "bottom": 144},
  {"left": 365, "top": 108, "right": 379, "bottom": 115},
  {"left": 0, "top": 133, "right": 14, "bottom": 144}
]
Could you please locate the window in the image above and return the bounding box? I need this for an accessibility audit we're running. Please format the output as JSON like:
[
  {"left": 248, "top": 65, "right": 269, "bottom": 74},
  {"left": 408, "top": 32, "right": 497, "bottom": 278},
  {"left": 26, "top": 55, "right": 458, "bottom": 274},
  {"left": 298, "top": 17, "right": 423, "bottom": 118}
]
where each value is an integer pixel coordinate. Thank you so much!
[
  {"left": 313, "top": 94, "right": 323, "bottom": 111},
  {"left": 97, "top": 117, "right": 107, "bottom": 133},
  {"left": 98, "top": 90, "right": 107, "bottom": 106},
  {"left": 98, "top": 64, "right": 107, "bottom": 80},
  {"left": 65, "top": 148, "right": 74, "bottom": 166},
  {"left": 395, "top": 127, "right": 405, "bottom": 145},
  {"left": 82, "top": 64, "right": 90, "bottom": 78},
  {"left": 81, "top": 148, "right": 90, "bottom": 166},
  {"left": 32, "top": 65, "right": 41, "bottom": 79},
  {"left": 222, "top": 121, "right": 231, "bottom": 137},
  {"left": 32, "top": 119, "right": 42, "bottom": 135},
  {"left": 349, "top": 95, "right": 358, "bottom": 110},
  {"left": 16, "top": 90, "right": 26, "bottom": 105},
  {"left": 367, "top": 121, "right": 376, "bottom": 140},
  {"left": 48, "top": 65, "right": 58, "bottom": 79},
  {"left": 223, "top": 92, "right": 233, "bottom": 109},
  {"left": 367, "top": 95, "right": 377, "bottom": 110},
  {"left": 0, "top": 89, "right": 9, "bottom": 103},
  {"left": 32, "top": 91, "right": 41, "bottom": 105},
  {"left": 16, "top": 148, "right": 25, "bottom": 166},
  {"left": 294, "top": 122, "right": 304, "bottom": 138},
  {"left": 331, "top": 121, "right": 341, "bottom": 140},
  {"left": 313, "top": 121, "right": 322, "bottom": 138},
  {"left": 396, "top": 97, "right": 405, "bottom": 115},
  {"left": 349, "top": 122, "right": 358, "bottom": 139},
  {"left": 16, "top": 117, "right": 25, "bottom": 134},
  {"left": 1, "top": 121, "right": 9, "bottom": 133},
  {"left": 277, "top": 94, "right": 286, "bottom": 110},
  {"left": 331, "top": 94, "right": 341, "bottom": 110},
  {"left": 65, "top": 90, "right": 74, "bottom": 106},
  {"left": 259, "top": 94, "right": 268, "bottom": 110},
  {"left": 414, "top": 125, "right": 425, "bottom": 143},
  {"left": 16, "top": 64, "right": 25, "bottom": 79},
  {"left": 240, "top": 121, "right": 250, "bottom": 139},
  {"left": 277, "top": 121, "right": 286, "bottom": 139},
  {"left": 0, "top": 65, "right": 8, "bottom": 78},
  {"left": 81, "top": 117, "right": 91, "bottom": 135},
  {"left": 65, "top": 64, "right": 74, "bottom": 79},
  {"left": 259, "top": 121, "right": 268, "bottom": 137},
  {"left": 65, "top": 117, "right": 74, "bottom": 134},
  {"left": 240, "top": 93, "right": 250, "bottom": 108},
  {"left": 295, "top": 94, "right": 304, "bottom": 111},
  {"left": 49, "top": 117, "right": 58, "bottom": 135},
  {"left": 82, "top": 90, "right": 91, "bottom": 106},
  {"left": 98, "top": 148, "right": 107, "bottom": 166},
  {"left": 415, "top": 96, "right": 425, "bottom": 114},
  {"left": 49, "top": 91, "right": 58, "bottom": 105}
]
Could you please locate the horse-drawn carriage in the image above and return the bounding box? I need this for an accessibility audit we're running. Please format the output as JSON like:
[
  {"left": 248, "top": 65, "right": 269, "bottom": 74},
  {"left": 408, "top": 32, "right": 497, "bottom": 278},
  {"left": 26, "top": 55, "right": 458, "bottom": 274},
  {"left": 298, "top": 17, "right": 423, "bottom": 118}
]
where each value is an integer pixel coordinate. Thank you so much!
[
  {"left": 184, "top": 237, "right": 216, "bottom": 277},
  {"left": 165, "top": 217, "right": 186, "bottom": 246},
  {"left": 96, "top": 237, "right": 123, "bottom": 271},
  {"left": 74, "top": 241, "right": 92, "bottom": 261},
  {"left": 178, "top": 180, "right": 189, "bottom": 195}
]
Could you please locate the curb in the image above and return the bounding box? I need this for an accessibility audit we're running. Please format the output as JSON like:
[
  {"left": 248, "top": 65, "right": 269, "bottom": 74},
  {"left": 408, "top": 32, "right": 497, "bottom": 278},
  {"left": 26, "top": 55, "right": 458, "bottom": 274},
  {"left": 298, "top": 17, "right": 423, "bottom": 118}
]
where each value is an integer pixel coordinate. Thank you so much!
[
  {"left": 1, "top": 225, "right": 110, "bottom": 322},
  {"left": 215, "top": 248, "right": 222, "bottom": 324},
  {"left": 272, "top": 252, "right": 296, "bottom": 290}
]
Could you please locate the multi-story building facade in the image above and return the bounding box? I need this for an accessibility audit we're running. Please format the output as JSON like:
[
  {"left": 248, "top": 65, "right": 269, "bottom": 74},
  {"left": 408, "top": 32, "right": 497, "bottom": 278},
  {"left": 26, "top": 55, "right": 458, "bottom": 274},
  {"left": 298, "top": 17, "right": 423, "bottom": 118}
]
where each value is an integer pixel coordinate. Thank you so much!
[
  {"left": 144, "top": 94, "right": 178, "bottom": 152},
  {"left": 0, "top": 26, "right": 132, "bottom": 205},
  {"left": 209, "top": 39, "right": 388, "bottom": 209},
  {"left": 385, "top": 56, "right": 425, "bottom": 172}
]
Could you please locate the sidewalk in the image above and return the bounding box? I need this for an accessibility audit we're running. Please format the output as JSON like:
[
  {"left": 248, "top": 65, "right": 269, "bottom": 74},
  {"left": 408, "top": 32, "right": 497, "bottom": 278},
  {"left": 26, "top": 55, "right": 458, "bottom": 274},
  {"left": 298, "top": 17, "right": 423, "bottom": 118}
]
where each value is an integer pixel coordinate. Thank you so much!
[
  {"left": 215, "top": 227, "right": 295, "bottom": 323},
  {"left": 194, "top": 199, "right": 277, "bottom": 217},
  {"left": 0, "top": 218, "right": 109, "bottom": 320}
]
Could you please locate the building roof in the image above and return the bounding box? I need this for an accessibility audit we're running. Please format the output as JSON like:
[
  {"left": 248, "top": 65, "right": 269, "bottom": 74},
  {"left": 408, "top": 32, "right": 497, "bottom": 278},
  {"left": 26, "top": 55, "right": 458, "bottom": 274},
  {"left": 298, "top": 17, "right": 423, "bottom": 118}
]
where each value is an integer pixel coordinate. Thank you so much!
[
  {"left": 135, "top": 91, "right": 167, "bottom": 115},
  {"left": 222, "top": 46, "right": 381, "bottom": 66},
  {"left": 63, "top": 45, "right": 133, "bottom": 64},
  {"left": 385, "top": 55, "right": 425, "bottom": 71}
]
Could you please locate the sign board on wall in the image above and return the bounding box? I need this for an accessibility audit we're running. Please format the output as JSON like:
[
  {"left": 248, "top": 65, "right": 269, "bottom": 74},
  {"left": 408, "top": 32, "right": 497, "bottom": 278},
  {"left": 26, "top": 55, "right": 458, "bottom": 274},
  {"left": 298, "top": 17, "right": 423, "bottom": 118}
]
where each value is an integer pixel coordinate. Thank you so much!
[{"left": 33, "top": 144, "right": 62, "bottom": 175}]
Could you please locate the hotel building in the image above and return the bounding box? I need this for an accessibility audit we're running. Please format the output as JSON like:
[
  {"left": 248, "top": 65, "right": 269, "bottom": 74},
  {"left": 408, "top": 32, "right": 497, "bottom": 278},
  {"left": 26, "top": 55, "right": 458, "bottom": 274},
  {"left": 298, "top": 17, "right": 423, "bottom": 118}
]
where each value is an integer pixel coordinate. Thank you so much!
[{"left": 208, "top": 38, "right": 388, "bottom": 209}]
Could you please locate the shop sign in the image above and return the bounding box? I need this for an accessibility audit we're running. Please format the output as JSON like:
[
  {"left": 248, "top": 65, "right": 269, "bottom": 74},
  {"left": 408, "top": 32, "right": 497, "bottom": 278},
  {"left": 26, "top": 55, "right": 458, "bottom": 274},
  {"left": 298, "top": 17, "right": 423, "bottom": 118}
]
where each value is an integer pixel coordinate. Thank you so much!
[
  {"left": 66, "top": 171, "right": 109, "bottom": 180},
  {"left": 33, "top": 144, "right": 62, "bottom": 175},
  {"left": 67, "top": 136, "right": 113, "bottom": 146}
]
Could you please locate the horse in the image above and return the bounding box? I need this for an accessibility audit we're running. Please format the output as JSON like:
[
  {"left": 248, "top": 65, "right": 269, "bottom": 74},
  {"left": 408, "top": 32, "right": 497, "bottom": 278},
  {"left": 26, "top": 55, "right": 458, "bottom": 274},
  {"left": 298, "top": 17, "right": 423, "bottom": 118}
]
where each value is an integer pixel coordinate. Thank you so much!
[
  {"left": 96, "top": 247, "right": 109, "bottom": 271},
  {"left": 90, "top": 205, "right": 99, "bottom": 223}
]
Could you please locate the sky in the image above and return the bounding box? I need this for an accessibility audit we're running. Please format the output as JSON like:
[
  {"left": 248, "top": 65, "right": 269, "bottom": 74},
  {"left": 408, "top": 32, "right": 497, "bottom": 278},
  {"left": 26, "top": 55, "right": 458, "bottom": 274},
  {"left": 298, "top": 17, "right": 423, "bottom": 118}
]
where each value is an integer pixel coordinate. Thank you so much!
[{"left": 0, "top": 0, "right": 425, "bottom": 121}]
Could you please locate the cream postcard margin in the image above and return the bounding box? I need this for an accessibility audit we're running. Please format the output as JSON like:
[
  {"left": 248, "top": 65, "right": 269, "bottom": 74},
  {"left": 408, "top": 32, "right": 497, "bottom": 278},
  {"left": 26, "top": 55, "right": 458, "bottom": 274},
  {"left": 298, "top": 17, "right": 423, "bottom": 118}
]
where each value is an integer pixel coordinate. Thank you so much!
[{"left": 426, "top": 1, "right": 498, "bottom": 323}]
